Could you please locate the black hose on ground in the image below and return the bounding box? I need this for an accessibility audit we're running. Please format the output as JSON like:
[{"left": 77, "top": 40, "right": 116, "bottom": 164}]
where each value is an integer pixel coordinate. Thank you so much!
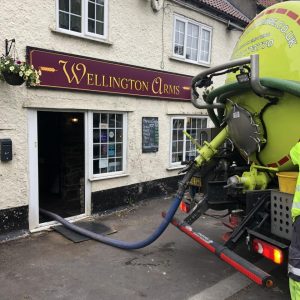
[{"left": 40, "top": 163, "right": 198, "bottom": 249}]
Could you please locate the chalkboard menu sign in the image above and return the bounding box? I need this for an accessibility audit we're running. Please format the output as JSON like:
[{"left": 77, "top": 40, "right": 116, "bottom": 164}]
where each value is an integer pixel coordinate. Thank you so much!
[{"left": 142, "top": 117, "right": 159, "bottom": 153}]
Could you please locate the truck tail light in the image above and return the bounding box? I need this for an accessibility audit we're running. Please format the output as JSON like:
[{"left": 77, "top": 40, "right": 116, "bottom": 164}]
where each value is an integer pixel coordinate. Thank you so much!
[
  {"left": 252, "top": 238, "right": 284, "bottom": 264},
  {"left": 180, "top": 201, "right": 190, "bottom": 213}
]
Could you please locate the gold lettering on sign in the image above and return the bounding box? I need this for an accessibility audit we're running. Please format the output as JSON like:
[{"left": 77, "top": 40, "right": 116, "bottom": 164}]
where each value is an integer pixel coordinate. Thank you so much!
[
  {"left": 121, "top": 78, "right": 128, "bottom": 89},
  {"left": 94, "top": 74, "right": 101, "bottom": 86},
  {"left": 57, "top": 59, "right": 180, "bottom": 96},
  {"left": 112, "top": 77, "right": 121, "bottom": 88},
  {"left": 59, "top": 60, "right": 86, "bottom": 84},
  {"left": 102, "top": 75, "right": 109, "bottom": 88},
  {"left": 163, "top": 84, "right": 180, "bottom": 95},
  {"left": 152, "top": 77, "right": 163, "bottom": 94},
  {"left": 142, "top": 81, "right": 149, "bottom": 91},
  {"left": 151, "top": 76, "right": 180, "bottom": 95},
  {"left": 87, "top": 73, "right": 94, "bottom": 85}
]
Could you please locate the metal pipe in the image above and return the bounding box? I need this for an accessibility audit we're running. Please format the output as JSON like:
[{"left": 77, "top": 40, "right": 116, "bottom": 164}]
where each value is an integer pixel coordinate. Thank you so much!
[
  {"left": 191, "top": 57, "right": 251, "bottom": 109},
  {"left": 191, "top": 55, "right": 284, "bottom": 117},
  {"left": 250, "top": 54, "right": 283, "bottom": 97},
  {"left": 190, "top": 101, "right": 225, "bottom": 109},
  {"left": 192, "top": 57, "right": 251, "bottom": 87},
  {"left": 195, "top": 127, "right": 229, "bottom": 166}
]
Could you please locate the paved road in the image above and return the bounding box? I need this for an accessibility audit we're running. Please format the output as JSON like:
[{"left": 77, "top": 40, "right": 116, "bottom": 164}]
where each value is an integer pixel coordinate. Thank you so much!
[{"left": 0, "top": 196, "right": 291, "bottom": 300}]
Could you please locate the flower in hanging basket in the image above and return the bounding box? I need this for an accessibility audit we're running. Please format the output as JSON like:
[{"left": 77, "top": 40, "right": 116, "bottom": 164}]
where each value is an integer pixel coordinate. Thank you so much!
[{"left": 0, "top": 55, "right": 41, "bottom": 86}]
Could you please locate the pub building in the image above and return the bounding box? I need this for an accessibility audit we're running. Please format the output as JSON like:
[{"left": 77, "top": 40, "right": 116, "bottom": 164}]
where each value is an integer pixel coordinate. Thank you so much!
[{"left": 0, "top": 0, "right": 248, "bottom": 235}]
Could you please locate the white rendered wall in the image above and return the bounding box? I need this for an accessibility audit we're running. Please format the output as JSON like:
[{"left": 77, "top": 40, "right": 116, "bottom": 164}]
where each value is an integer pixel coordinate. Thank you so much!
[{"left": 0, "top": 0, "right": 241, "bottom": 209}]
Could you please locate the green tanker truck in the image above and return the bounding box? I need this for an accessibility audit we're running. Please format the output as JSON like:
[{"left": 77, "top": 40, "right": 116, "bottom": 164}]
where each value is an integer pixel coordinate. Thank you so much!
[{"left": 174, "top": 0, "right": 300, "bottom": 287}]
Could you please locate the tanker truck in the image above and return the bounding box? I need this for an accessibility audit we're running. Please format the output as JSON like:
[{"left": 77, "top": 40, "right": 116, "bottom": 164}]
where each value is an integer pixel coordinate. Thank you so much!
[{"left": 171, "top": 0, "right": 300, "bottom": 287}]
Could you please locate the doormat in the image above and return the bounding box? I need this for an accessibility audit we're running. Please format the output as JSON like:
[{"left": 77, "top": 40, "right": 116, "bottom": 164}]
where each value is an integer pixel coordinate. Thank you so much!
[{"left": 53, "top": 221, "right": 117, "bottom": 243}]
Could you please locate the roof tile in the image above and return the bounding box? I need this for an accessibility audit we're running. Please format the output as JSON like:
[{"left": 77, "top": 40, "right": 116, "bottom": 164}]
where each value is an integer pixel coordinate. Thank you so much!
[
  {"left": 257, "top": 0, "right": 279, "bottom": 8},
  {"left": 197, "top": 0, "right": 251, "bottom": 23}
]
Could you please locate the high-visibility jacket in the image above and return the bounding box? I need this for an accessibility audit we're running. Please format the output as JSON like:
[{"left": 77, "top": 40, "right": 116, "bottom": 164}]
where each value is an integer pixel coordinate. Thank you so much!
[
  {"left": 290, "top": 142, "right": 300, "bottom": 222},
  {"left": 288, "top": 142, "right": 300, "bottom": 282},
  {"left": 288, "top": 216, "right": 300, "bottom": 282},
  {"left": 290, "top": 278, "right": 300, "bottom": 300}
]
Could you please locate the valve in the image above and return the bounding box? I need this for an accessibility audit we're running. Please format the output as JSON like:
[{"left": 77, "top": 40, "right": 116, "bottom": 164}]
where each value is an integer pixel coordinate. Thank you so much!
[{"left": 226, "top": 164, "right": 278, "bottom": 191}]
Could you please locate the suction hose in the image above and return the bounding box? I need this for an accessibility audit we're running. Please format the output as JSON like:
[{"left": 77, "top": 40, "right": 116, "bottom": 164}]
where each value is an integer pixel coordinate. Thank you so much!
[{"left": 40, "top": 163, "right": 198, "bottom": 250}]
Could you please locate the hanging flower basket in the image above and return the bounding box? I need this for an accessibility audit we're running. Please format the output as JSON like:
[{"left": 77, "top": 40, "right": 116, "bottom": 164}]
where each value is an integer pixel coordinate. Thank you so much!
[
  {"left": 2, "top": 71, "right": 25, "bottom": 86},
  {"left": 0, "top": 55, "right": 41, "bottom": 86}
]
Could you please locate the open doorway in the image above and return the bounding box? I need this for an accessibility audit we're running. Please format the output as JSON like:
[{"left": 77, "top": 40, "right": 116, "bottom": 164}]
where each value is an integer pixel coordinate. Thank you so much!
[{"left": 38, "top": 111, "right": 85, "bottom": 222}]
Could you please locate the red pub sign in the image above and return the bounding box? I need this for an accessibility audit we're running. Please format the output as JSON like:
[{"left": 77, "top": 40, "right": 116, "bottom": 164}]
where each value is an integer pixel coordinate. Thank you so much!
[{"left": 27, "top": 47, "right": 192, "bottom": 101}]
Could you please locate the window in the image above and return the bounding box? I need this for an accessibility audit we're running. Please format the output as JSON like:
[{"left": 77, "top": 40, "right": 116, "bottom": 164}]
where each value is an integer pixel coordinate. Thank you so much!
[
  {"left": 170, "top": 116, "right": 208, "bottom": 165},
  {"left": 173, "top": 16, "right": 212, "bottom": 64},
  {"left": 57, "top": 0, "right": 108, "bottom": 39},
  {"left": 92, "top": 112, "right": 126, "bottom": 177}
]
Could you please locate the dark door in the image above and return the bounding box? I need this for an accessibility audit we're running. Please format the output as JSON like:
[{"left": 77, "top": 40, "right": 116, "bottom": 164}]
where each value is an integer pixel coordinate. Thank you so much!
[{"left": 38, "top": 111, "right": 85, "bottom": 221}]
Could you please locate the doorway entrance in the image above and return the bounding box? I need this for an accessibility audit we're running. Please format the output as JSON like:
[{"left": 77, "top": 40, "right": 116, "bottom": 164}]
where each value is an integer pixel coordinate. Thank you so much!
[{"left": 37, "top": 111, "right": 85, "bottom": 222}]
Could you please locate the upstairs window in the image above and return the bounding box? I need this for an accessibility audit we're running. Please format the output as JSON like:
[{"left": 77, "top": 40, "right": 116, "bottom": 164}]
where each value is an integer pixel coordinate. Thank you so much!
[
  {"left": 173, "top": 16, "right": 212, "bottom": 64},
  {"left": 57, "top": 0, "right": 108, "bottom": 39}
]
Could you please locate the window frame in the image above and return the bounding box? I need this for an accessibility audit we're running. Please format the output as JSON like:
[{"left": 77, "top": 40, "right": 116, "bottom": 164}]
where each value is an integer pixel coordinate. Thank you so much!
[
  {"left": 173, "top": 15, "right": 212, "bottom": 65},
  {"left": 56, "top": 0, "right": 108, "bottom": 40},
  {"left": 89, "top": 111, "right": 127, "bottom": 180},
  {"left": 169, "top": 116, "right": 209, "bottom": 167}
]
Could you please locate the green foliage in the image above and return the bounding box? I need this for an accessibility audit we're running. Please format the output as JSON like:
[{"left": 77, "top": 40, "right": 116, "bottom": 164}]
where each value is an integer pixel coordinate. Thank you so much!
[{"left": 0, "top": 55, "right": 41, "bottom": 86}]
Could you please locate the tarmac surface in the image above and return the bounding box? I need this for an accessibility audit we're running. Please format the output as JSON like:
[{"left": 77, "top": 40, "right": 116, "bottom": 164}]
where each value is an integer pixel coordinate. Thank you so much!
[{"left": 0, "top": 196, "right": 291, "bottom": 300}]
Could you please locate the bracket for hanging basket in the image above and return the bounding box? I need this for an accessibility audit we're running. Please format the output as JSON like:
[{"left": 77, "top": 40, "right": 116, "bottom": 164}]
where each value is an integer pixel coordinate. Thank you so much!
[{"left": 2, "top": 71, "right": 25, "bottom": 86}]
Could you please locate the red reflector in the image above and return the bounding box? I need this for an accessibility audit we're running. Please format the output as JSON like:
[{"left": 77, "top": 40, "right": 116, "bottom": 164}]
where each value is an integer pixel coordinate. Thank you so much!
[
  {"left": 180, "top": 201, "right": 190, "bottom": 213},
  {"left": 252, "top": 238, "right": 283, "bottom": 264}
]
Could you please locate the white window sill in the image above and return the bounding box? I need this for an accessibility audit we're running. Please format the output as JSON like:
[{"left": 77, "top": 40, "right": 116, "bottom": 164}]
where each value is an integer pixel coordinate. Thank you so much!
[
  {"left": 50, "top": 27, "right": 113, "bottom": 46},
  {"left": 166, "top": 165, "right": 185, "bottom": 171},
  {"left": 169, "top": 56, "right": 211, "bottom": 68},
  {"left": 89, "top": 173, "right": 129, "bottom": 181}
]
